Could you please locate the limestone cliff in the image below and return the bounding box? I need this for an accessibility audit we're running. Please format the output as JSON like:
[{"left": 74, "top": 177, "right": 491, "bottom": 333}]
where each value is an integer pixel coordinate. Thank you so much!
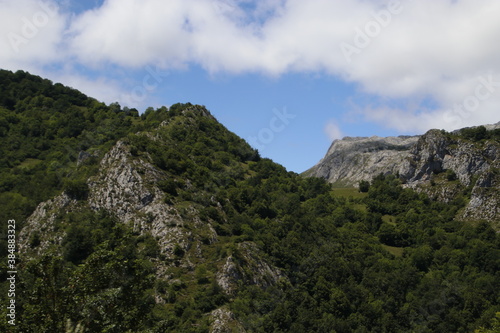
[
  {"left": 303, "top": 135, "right": 419, "bottom": 187},
  {"left": 306, "top": 123, "right": 500, "bottom": 223}
]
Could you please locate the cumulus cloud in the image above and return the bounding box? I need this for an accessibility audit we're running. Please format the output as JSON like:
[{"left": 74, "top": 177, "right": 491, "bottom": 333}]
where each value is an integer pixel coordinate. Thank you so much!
[
  {"left": 1, "top": 0, "right": 499, "bottom": 131},
  {"left": 0, "top": 0, "right": 66, "bottom": 69},
  {"left": 68, "top": 0, "right": 193, "bottom": 68},
  {"left": 358, "top": 72, "right": 500, "bottom": 132},
  {"left": 324, "top": 120, "right": 343, "bottom": 141},
  {"left": 66, "top": 0, "right": 500, "bottom": 130},
  {"left": 51, "top": 69, "right": 126, "bottom": 105}
]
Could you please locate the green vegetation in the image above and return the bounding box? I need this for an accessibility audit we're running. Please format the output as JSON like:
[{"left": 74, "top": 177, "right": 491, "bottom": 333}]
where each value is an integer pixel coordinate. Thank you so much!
[
  {"left": 0, "top": 70, "right": 499, "bottom": 332},
  {"left": 333, "top": 187, "right": 369, "bottom": 199},
  {"left": 0, "top": 69, "right": 183, "bottom": 233},
  {"left": 446, "top": 169, "right": 458, "bottom": 181},
  {"left": 358, "top": 180, "right": 370, "bottom": 193},
  {"left": 443, "top": 125, "right": 500, "bottom": 143},
  {"left": 381, "top": 244, "right": 404, "bottom": 257},
  {"left": 460, "top": 126, "right": 500, "bottom": 142}
]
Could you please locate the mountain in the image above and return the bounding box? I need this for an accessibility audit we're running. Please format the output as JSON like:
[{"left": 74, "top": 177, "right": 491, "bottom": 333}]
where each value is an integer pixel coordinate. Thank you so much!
[
  {"left": 1, "top": 70, "right": 499, "bottom": 332},
  {"left": 304, "top": 134, "right": 420, "bottom": 187},
  {"left": 305, "top": 125, "right": 500, "bottom": 224}
]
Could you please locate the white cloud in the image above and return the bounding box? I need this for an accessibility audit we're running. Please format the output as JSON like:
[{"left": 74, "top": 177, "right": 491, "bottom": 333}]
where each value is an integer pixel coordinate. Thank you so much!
[
  {"left": 66, "top": 0, "right": 500, "bottom": 130},
  {"left": 50, "top": 70, "right": 126, "bottom": 105},
  {"left": 68, "top": 0, "right": 194, "bottom": 68},
  {"left": 0, "top": 0, "right": 66, "bottom": 69},
  {"left": 356, "top": 72, "right": 500, "bottom": 133},
  {"left": 324, "top": 120, "right": 343, "bottom": 141},
  {"left": 1, "top": 0, "right": 499, "bottom": 132}
]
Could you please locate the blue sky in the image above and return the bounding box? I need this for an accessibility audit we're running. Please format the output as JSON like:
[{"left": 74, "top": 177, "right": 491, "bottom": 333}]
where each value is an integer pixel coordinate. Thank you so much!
[{"left": 1, "top": 0, "right": 500, "bottom": 172}]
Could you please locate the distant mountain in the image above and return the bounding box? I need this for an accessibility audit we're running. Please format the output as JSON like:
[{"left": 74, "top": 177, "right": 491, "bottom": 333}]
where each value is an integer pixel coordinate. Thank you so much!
[
  {"left": 304, "top": 134, "right": 420, "bottom": 187},
  {"left": 305, "top": 123, "right": 500, "bottom": 223},
  {"left": 1, "top": 69, "right": 499, "bottom": 332}
]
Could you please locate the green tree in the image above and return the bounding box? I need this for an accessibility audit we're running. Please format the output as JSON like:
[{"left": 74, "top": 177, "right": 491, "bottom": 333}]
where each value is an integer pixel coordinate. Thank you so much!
[{"left": 359, "top": 180, "right": 370, "bottom": 192}]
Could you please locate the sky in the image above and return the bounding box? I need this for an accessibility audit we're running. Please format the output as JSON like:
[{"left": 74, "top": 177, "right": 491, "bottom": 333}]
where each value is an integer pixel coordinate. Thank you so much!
[{"left": 1, "top": 0, "right": 500, "bottom": 173}]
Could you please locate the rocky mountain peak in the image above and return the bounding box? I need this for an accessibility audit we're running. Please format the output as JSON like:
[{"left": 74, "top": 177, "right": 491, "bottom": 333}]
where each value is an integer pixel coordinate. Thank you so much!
[
  {"left": 306, "top": 134, "right": 419, "bottom": 188},
  {"left": 306, "top": 124, "right": 500, "bottom": 223}
]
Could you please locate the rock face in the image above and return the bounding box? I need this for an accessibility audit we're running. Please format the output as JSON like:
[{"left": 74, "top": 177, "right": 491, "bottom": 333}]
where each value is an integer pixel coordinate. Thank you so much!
[
  {"left": 209, "top": 308, "right": 247, "bottom": 333},
  {"left": 407, "top": 130, "right": 491, "bottom": 185},
  {"left": 304, "top": 135, "right": 419, "bottom": 187},
  {"left": 306, "top": 123, "right": 500, "bottom": 223},
  {"left": 460, "top": 169, "right": 500, "bottom": 222},
  {"left": 87, "top": 140, "right": 190, "bottom": 258},
  {"left": 19, "top": 139, "right": 192, "bottom": 260},
  {"left": 216, "top": 242, "right": 283, "bottom": 296},
  {"left": 18, "top": 193, "right": 74, "bottom": 254}
]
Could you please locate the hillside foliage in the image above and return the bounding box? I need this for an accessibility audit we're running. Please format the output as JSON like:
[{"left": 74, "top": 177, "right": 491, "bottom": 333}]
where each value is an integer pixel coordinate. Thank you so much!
[{"left": 0, "top": 70, "right": 499, "bottom": 332}]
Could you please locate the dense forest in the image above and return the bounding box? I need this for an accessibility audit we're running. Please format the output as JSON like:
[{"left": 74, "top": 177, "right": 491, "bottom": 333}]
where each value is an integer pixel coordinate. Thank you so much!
[{"left": 0, "top": 70, "right": 499, "bottom": 332}]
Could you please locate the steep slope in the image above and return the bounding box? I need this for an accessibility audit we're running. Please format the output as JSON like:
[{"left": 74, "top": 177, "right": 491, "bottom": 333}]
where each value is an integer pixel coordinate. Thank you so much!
[
  {"left": 405, "top": 128, "right": 500, "bottom": 223},
  {"left": 0, "top": 69, "right": 148, "bottom": 233},
  {"left": 306, "top": 124, "right": 500, "bottom": 224},
  {"left": 16, "top": 104, "right": 277, "bottom": 332}
]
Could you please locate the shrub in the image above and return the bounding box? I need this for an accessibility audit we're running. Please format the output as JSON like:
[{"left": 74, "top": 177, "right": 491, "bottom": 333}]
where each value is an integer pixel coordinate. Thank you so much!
[
  {"left": 158, "top": 178, "right": 178, "bottom": 196},
  {"left": 446, "top": 170, "right": 458, "bottom": 181},
  {"left": 64, "top": 179, "right": 89, "bottom": 200},
  {"left": 359, "top": 180, "right": 370, "bottom": 192}
]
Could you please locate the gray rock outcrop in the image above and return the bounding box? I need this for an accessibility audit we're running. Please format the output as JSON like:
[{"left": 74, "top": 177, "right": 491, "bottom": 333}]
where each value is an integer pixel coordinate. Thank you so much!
[
  {"left": 304, "top": 135, "right": 419, "bottom": 187},
  {"left": 306, "top": 123, "right": 500, "bottom": 223},
  {"left": 216, "top": 242, "right": 283, "bottom": 296},
  {"left": 209, "top": 307, "right": 247, "bottom": 333}
]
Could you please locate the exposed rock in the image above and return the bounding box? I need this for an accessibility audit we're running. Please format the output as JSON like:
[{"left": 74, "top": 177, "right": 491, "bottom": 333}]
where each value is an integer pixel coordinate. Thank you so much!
[
  {"left": 307, "top": 124, "right": 500, "bottom": 223},
  {"left": 209, "top": 308, "right": 246, "bottom": 333},
  {"left": 304, "top": 135, "right": 419, "bottom": 187},
  {"left": 19, "top": 139, "right": 195, "bottom": 261},
  {"left": 237, "top": 242, "right": 283, "bottom": 288},
  {"left": 77, "top": 149, "right": 100, "bottom": 166},
  {"left": 461, "top": 169, "right": 500, "bottom": 226},
  {"left": 408, "top": 130, "right": 490, "bottom": 186},
  {"left": 18, "top": 193, "right": 74, "bottom": 254},
  {"left": 216, "top": 242, "right": 283, "bottom": 296},
  {"left": 217, "top": 256, "right": 242, "bottom": 296},
  {"left": 86, "top": 140, "right": 191, "bottom": 258}
]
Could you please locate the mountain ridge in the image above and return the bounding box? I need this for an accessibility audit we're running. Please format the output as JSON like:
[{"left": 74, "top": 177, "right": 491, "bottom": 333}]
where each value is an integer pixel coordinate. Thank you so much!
[{"left": 306, "top": 123, "right": 500, "bottom": 223}]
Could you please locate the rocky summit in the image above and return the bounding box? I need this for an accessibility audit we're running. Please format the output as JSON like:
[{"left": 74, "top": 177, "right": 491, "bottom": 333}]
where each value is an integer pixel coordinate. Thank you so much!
[
  {"left": 304, "top": 135, "right": 420, "bottom": 187},
  {"left": 305, "top": 123, "right": 500, "bottom": 224}
]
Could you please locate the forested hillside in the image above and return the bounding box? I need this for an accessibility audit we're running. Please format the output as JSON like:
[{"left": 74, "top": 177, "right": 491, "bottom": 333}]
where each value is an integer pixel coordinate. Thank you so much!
[
  {"left": 0, "top": 69, "right": 167, "bottom": 227},
  {"left": 0, "top": 70, "right": 499, "bottom": 332}
]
